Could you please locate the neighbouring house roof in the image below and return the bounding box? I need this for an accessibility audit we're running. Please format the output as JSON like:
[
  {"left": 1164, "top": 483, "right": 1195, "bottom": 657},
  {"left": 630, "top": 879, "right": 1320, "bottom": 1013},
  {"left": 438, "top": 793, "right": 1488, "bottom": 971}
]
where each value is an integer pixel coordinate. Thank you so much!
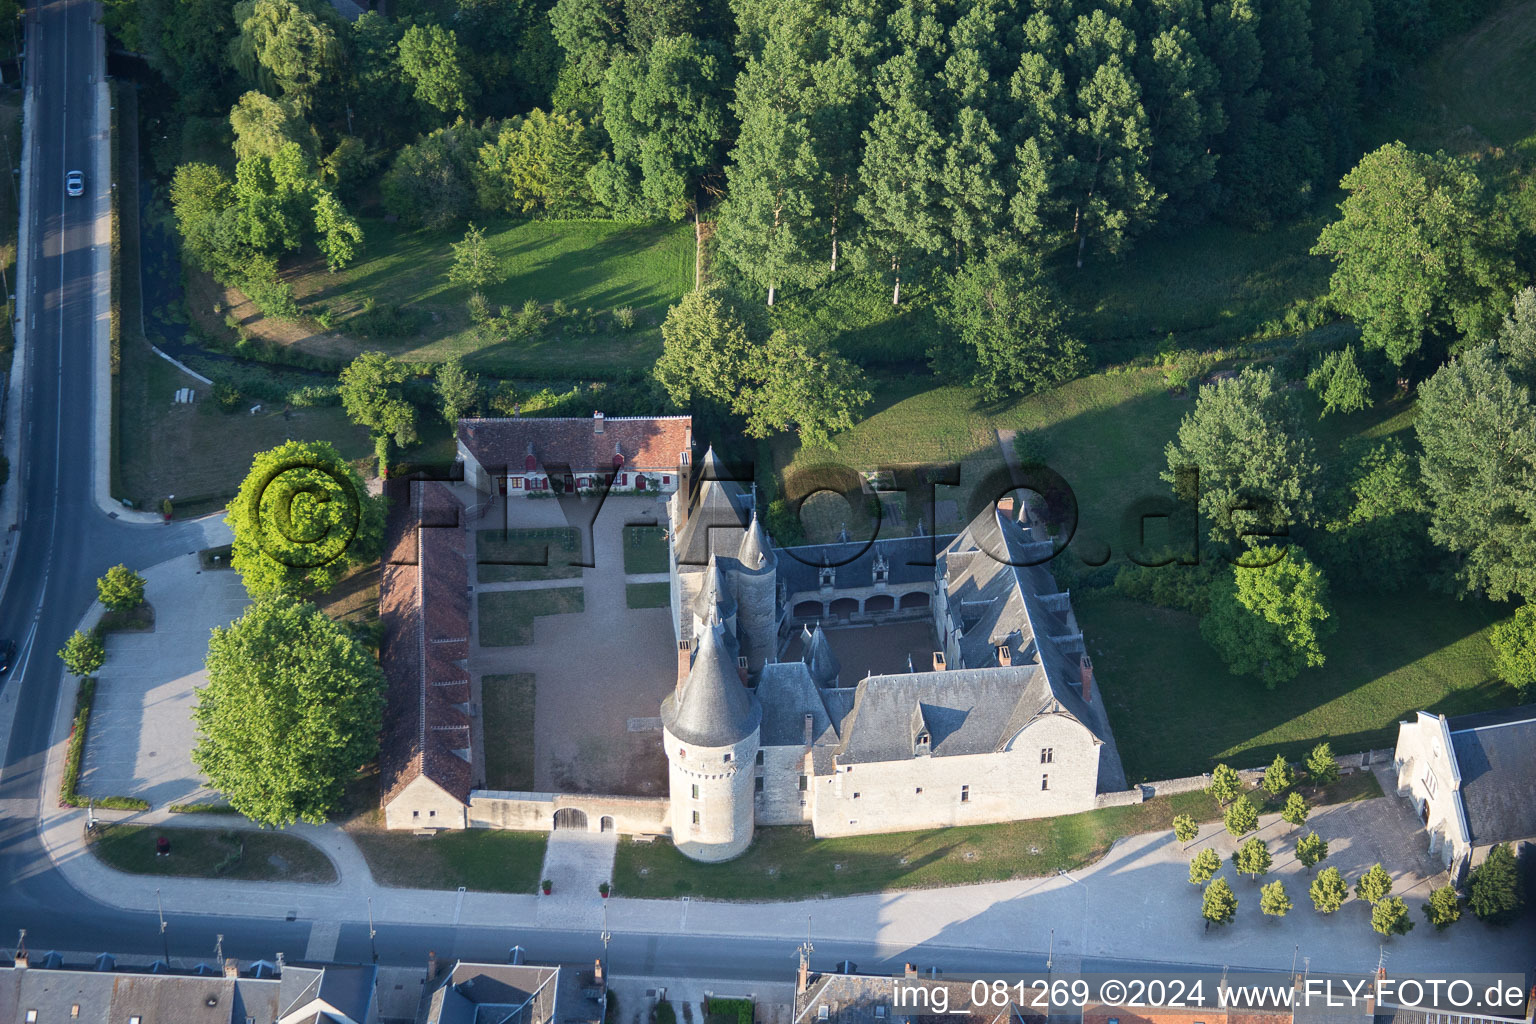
[
  {"left": 0, "top": 959, "right": 334, "bottom": 1024},
  {"left": 1447, "top": 705, "right": 1536, "bottom": 847},
  {"left": 662, "top": 620, "right": 761, "bottom": 748},
  {"left": 422, "top": 961, "right": 606, "bottom": 1024},
  {"left": 380, "top": 480, "right": 474, "bottom": 809},
  {"left": 458, "top": 415, "right": 693, "bottom": 475},
  {"left": 793, "top": 972, "right": 1044, "bottom": 1024}
]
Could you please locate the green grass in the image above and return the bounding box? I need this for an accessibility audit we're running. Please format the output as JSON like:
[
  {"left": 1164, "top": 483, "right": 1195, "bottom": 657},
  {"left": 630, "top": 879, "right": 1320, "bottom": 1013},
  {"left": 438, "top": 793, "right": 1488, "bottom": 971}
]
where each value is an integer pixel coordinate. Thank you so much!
[
  {"left": 349, "top": 828, "right": 547, "bottom": 892},
  {"left": 623, "top": 526, "right": 670, "bottom": 574},
  {"left": 477, "top": 587, "right": 585, "bottom": 646},
  {"left": 615, "top": 791, "right": 1218, "bottom": 900},
  {"left": 482, "top": 673, "right": 536, "bottom": 791},
  {"left": 626, "top": 582, "right": 671, "bottom": 609},
  {"left": 86, "top": 824, "right": 337, "bottom": 883},
  {"left": 98, "top": 602, "right": 155, "bottom": 634},
  {"left": 1081, "top": 591, "right": 1518, "bottom": 783},
  {"left": 282, "top": 218, "right": 695, "bottom": 374},
  {"left": 477, "top": 528, "right": 583, "bottom": 583}
]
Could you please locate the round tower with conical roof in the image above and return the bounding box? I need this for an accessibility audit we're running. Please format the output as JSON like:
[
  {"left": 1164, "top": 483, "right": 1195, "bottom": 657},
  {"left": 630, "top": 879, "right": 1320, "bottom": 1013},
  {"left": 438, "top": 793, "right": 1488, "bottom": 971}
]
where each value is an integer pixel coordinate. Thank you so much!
[
  {"left": 733, "top": 510, "right": 778, "bottom": 678},
  {"left": 661, "top": 621, "right": 762, "bottom": 862}
]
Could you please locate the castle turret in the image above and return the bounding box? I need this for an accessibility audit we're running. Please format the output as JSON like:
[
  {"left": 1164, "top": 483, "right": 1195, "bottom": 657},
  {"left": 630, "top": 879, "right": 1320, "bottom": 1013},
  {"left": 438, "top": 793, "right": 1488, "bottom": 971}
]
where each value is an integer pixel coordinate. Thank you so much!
[
  {"left": 692, "top": 556, "right": 737, "bottom": 642},
  {"left": 802, "top": 623, "right": 840, "bottom": 687},
  {"left": 733, "top": 510, "right": 777, "bottom": 678},
  {"left": 661, "top": 621, "right": 761, "bottom": 862}
]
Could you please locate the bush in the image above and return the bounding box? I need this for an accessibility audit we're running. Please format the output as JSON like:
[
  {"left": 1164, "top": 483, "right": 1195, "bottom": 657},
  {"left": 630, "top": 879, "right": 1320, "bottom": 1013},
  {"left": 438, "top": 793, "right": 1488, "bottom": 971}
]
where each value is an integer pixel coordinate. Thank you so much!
[
  {"left": 656, "top": 1001, "right": 677, "bottom": 1024},
  {"left": 97, "top": 564, "right": 147, "bottom": 612},
  {"left": 213, "top": 380, "right": 242, "bottom": 412},
  {"left": 551, "top": 299, "right": 569, "bottom": 319},
  {"left": 1113, "top": 559, "right": 1215, "bottom": 614},
  {"left": 352, "top": 296, "right": 421, "bottom": 338},
  {"left": 706, "top": 998, "right": 754, "bottom": 1024},
  {"left": 516, "top": 298, "right": 547, "bottom": 336},
  {"left": 1467, "top": 843, "right": 1526, "bottom": 924},
  {"left": 613, "top": 306, "right": 637, "bottom": 330}
]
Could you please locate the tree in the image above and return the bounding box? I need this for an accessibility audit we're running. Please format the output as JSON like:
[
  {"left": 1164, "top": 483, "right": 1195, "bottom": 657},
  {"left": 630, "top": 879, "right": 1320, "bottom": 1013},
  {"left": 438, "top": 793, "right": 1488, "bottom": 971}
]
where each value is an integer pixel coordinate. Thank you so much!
[
  {"left": 932, "top": 244, "right": 1088, "bottom": 400},
  {"left": 1309, "top": 866, "right": 1348, "bottom": 913},
  {"left": 435, "top": 358, "right": 481, "bottom": 426},
  {"left": 1189, "top": 847, "right": 1222, "bottom": 886},
  {"left": 1306, "top": 345, "right": 1372, "bottom": 416},
  {"left": 58, "top": 629, "right": 106, "bottom": 677},
  {"left": 1491, "top": 606, "right": 1536, "bottom": 700},
  {"left": 1371, "top": 896, "right": 1414, "bottom": 937},
  {"left": 382, "top": 122, "right": 489, "bottom": 230},
  {"left": 1306, "top": 742, "right": 1340, "bottom": 787},
  {"left": 1260, "top": 880, "right": 1292, "bottom": 917},
  {"left": 1312, "top": 143, "right": 1519, "bottom": 365},
  {"left": 592, "top": 34, "right": 728, "bottom": 221},
  {"left": 1163, "top": 366, "right": 1319, "bottom": 547},
  {"left": 1261, "top": 754, "right": 1295, "bottom": 795},
  {"left": 1416, "top": 348, "right": 1536, "bottom": 604},
  {"left": 1201, "top": 546, "right": 1335, "bottom": 687},
  {"left": 1224, "top": 794, "right": 1259, "bottom": 837},
  {"left": 1355, "top": 863, "right": 1393, "bottom": 904},
  {"left": 1281, "top": 792, "right": 1309, "bottom": 830},
  {"left": 398, "top": 24, "right": 477, "bottom": 117},
  {"left": 97, "top": 564, "right": 147, "bottom": 612},
  {"left": 1497, "top": 286, "right": 1536, "bottom": 387},
  {"left": 1173, "top": 813, "right": 1199, "bottom": 845},
  {"left": 1201, "top": 877, "right": 1238, "bottom": 925},
  {"left": 1207, "top": 762, "right": 1242, "bottom": 804},
  {"left": 192, "top": 596, "right": 385, "bottom": 827},
  {"left": 230, "top": 90, "right": 314, "bottom": 162},
  {"left": 339, "top": 352, "right": 419, "bottom": 464},
  {"left": 1316, "top": 439, "right": 1431, "bottom": 593},
  {"left": 226, "top": 440, "right": 386, "bottom": 596},
  {"left": 1296, "top": 831, "right": 1329, "bottom": 872},
  {"left": 311, "top": 189, "right": 363, "bottom": 271},
  {"left": 1234, "top": 837, "right": 1272, "bottom": 880},
  {"left": 1422, "top": 884, "right": 1461, "bottom": 931},
  {"left": 1467, "top": 843, "right": 1526, "bottom": 924},
  {"left": 229, "top": 0, "right": 341, "bottom": 115},
  {"left": 475, "top": 109, "right": 600, "bottom": 217},
  {"left": 449, "top": 224, "right": 502, "bottom": 292}
]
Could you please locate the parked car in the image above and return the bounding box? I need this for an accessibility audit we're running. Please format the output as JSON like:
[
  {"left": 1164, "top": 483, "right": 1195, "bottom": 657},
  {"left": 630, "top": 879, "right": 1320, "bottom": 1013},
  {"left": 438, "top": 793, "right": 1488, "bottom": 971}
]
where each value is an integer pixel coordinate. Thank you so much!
[
  {"left": 65, "top": 170, "right": 84, "bottom": 197},
  {"left": 0, "top": 639, "right": 15, "bottom": 675}
]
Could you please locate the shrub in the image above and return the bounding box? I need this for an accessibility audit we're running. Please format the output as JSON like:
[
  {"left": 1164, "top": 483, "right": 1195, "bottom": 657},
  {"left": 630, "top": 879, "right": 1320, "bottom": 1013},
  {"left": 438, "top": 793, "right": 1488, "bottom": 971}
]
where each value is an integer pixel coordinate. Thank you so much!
[
  {"left": 1423, "top": 884, "right": 1461, "bottom": 930},
  {"left": 551, "top": 299, "right": 569, "bottom": 318},
  {"left": 706, "top": 998, "right": 754, "bottom": 1024},
  {"left": 97, "top": 564, "right": 147, "bottom": 611},
  {"left": 516, "top": 298, "right": 547, "bottom": 335},
  {"left": 614, "top": 306, "right": 637, "bottom": 330},
  {"left": 59, "top": 628, "right": 107, "bottom": 677},
  {"left": 656, "top": 1001, "right": 677, "bottom": 1024},
  {"left": 467, "top": 291, "right": 493, "bottom": 325},
  {"left": 213, "top": 380, "right": 243, "bottom": 412},
  {"left": 1467, "top": 843, "right": 1526, "bottom": 924},
  {"left": 1490, "top": 606, "right": 1536, "bottom": 699}
]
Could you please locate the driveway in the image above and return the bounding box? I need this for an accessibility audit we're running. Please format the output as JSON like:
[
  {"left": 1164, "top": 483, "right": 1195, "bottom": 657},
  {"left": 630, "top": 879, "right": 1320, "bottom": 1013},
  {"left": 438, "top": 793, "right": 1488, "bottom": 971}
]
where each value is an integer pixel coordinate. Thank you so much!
[{"left": 80, "top": 553, "right": 248, "bottom": 808}]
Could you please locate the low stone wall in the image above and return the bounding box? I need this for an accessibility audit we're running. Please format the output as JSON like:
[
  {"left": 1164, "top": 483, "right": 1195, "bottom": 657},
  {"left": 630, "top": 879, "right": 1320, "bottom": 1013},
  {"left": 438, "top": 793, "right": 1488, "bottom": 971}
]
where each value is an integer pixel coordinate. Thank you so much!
[
  {"left": 468, "top": 789, "right": 670, "bottom": 836},
  {"left": 1093, "top": 789, "right": 1145, "bottom": 809}
]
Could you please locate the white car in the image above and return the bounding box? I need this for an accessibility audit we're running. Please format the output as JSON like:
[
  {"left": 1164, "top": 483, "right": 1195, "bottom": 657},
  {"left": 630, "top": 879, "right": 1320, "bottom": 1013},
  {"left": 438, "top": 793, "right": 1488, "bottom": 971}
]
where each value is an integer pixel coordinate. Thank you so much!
[{"left": 65, "top": 170, "right": 84, "bottom": 197}]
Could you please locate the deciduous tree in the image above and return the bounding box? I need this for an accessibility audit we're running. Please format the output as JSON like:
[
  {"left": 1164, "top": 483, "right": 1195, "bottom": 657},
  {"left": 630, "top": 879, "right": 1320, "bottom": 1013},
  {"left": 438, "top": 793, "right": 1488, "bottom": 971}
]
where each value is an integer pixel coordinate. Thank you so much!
[
  {"left": 1296, "top": 831, "right": 1329, "bottom": 871},
  {"left": 192, "top": 596, "right": 385, "bottom": 827},
  {"left": 1207, "top": 762, "right": 1242, "bottom": 804},
  {"left": 1173, "top": 813, "right": 1199, "bottom": 845},
  {"left": 1202, "top": 877, "right": 1238, "bottom": 925},
  {"left": 1309, "top": 866, "right": 1347, "bottom": 913},
  {"left": 1306, "top": 345, "right": 1372, "bottom": 416},
  {"left": 1281, "top": 792, "right": 1309, "bottom": 830},
  {"left": 1306, "top": 742, "right": 1340, "bottom": 787},
  {"left": 449, "top": 224, "right": 502, "bottom": 292},
  {"left": 399, "top": 24, "right": 477, "bottom": 117},
  {"left": 1260, "top": 879, "right": 1291, "bottom": 917},
  {"left": 97, "top": 565, "right": 147, "bottom": 612},
  {"left": 1261, "top": 754, "right": 1295, "bottom": 795},
  {"left": 339, "top": 352, "right": 419, "bottom": 466},
  {"left": 58, "top": 629, "right": 106, "bottom": 678},
  {"left": 1355, "top": 863, "right": 1393, "bottom": 904},
  {"left": 1491, "top": 606, "right": 1536, "bottom": 700},
  {"left": 1234, "top": 837, "right": 1271, "bottom": 880},
  {"left": 1371, "top": 896, "right": 1414, "bottom": 937},
  {"left": 1223, "top": 794, "right": 1258, "bottom": 837},
  {"left": 1423, "top": 884, "right": 1461, "bottom": 931},
  {"left": 435, "top": 358, "right": 481, "bottom": 426},
  {"left": 1189, "top": 847, "right": 1221, "bottom": 885},
  {"left": 1201, "top": 545, "right": 1334, "bottom": 687}
]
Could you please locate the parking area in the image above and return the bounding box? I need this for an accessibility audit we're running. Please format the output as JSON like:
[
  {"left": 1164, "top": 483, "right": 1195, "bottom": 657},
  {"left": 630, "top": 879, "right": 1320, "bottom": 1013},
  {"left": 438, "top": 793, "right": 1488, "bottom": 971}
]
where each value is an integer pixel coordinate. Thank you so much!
[
  {"left": 471, "top": 495, "right": 676, "bottom": 797},
  {"left": 80, "top": 553, "right": 248, "bottom": 808}
]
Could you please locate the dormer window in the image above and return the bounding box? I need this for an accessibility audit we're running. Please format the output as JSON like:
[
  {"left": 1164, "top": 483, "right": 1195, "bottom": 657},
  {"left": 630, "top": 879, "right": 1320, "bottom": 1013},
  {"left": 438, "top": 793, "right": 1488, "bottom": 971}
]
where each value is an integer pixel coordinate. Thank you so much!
[
  {"left": 819, "top": 563, "right": 835, "bottom": 587},
  {"left": 914, "top": 731, "right": 930, "bottom": 756},
  {"left": 873, "top": 551, "right": 889, "bottom": 585}
]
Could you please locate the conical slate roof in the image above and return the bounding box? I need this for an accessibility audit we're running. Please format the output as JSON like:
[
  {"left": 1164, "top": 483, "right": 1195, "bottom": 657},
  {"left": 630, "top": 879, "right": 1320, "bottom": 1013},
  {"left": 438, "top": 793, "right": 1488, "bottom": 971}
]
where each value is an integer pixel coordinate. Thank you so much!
[
  {"left": 662, "top": 621, "right": 761, "bottom": 748},
  {"left": 693, "top": 556, "right": 737, "bottom": 620},
  {"left": 737, "top": 510, "right": 775, "bottom": 571},
  {"left": 803, "top": 624, "right": 840, "bottom": 687}
]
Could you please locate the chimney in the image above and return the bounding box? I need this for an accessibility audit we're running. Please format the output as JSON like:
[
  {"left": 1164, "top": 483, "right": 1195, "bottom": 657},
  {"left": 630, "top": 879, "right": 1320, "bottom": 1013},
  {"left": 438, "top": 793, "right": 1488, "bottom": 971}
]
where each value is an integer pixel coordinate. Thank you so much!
[
  {"left": 996, "top": 645, "right": 1011, "bottom": 667},
  {"left": 594, "top": 958, "right": 605, "bottom": 985},
  {"left": 427, "top": 951, "right": 438, "bottom": 982},
  {"left": 932, "top": 651, "right": 946, "bottom": 672},
  {"left": 803, "top": 712, "right": 814, "bottom": 746},
  {"left": 904, "top": 964, "right": 918, "bottom": 979},
  {"left": 223, "top": 959, "right": 239, "bottom": 978},
  {"left": 594, "top": 411, "right": 605, "bottom": 434},
  {"left": 1079, "top": 654, "right": 1093, "bottom": 703},
  {"left": 677, "top": 639, "right": 691, "bottom": 693},
  {"left": 797, "top": 955, "right": 810, "bottom": 995},
  {"left": 996, "top": 496, "right": 1014, "bottom": 513},
  {"left": 14, "top": 953, "right": 27, "bottom": 969}
]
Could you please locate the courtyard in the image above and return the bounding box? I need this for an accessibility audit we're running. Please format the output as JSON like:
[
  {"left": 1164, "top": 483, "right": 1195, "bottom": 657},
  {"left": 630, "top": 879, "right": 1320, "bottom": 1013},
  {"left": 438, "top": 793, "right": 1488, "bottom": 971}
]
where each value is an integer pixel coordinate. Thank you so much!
[
  {"left": 471, "top": 494, "right": 679, "bottom": 797},
  {"left": 781, "top": 620, "right": 938, "bottom": 681}
]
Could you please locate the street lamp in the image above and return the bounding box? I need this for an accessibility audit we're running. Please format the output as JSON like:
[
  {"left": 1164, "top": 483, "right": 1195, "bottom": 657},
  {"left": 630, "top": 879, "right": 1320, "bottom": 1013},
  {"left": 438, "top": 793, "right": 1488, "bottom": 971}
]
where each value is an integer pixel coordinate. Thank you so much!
[
  {"left": 367, "top": 897, "right": 378, "bottom": 964},
  {"left": 155, "top": 888, "right": 170, "bottom": 964}
]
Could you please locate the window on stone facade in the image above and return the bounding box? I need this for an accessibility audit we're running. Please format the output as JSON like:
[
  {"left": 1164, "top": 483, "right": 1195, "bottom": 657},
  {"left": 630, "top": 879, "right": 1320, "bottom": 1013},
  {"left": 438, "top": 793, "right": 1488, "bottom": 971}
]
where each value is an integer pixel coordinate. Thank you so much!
[
  {"left": 755, "top": 777, "right": 764, "bottom": 792},
  {"left": 961, "top": 785, "right": 970, "bottom": 802},
  {"left": 412, "top": 811, "right": 419, "bottom": 818},
  {"left": 691, "top": 784, "right": 699, "bottom": 800},
  {"left": 1041, "top": 775, "right": 1049, "bottom": 791},
  {"left": 1424, "top": 771, "right": 1437, "bottom": 798},
  {"left": 799, "top": 775, "right": 808, "bottom": 791},
  {"left": 429, "top": 809, "right": 437, "bottom": 817},
  {"left": 853, "top": 792, "right": 860, "bottom": 799},
  {"left": 915, "top": 787, "right": 923, "bottom": 794},
  {"left": 1041, "top": 748, "right": 1053, "bottom": 763},
  {"left": 723, "top": 753, "right": 733, "bottom": 763},
  {"left": 692, "top": 810, "right": 700, "bottom": 825},
  {"left": 756, "top": 750, "right": 764, "bottom": 765}
]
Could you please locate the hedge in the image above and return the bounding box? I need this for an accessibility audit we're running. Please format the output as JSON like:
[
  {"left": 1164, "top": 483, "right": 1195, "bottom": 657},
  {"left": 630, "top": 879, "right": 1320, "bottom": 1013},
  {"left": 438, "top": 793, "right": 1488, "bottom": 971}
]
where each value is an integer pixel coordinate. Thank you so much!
[{"left": 705, "top": 998, "right": 754, "bottom": 1024}]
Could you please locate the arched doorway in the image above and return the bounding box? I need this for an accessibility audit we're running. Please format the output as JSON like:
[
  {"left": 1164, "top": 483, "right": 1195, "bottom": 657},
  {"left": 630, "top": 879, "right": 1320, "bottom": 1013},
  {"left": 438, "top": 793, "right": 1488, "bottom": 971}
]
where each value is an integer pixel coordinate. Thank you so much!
[
  {"left": 600, "top": 815, "right": 615, "bottom": 833},
  {"left": 899, "top": 591, "right": 931, "bottom": 610},
  {"left": 865, "top": 594, "right": 895, "bottom": 613},
  {"left": 553, "top": 807, "right": 588, "bottom": 831},
  {"left": 793, "top": 600, "right": 823, "bottom": 618}
]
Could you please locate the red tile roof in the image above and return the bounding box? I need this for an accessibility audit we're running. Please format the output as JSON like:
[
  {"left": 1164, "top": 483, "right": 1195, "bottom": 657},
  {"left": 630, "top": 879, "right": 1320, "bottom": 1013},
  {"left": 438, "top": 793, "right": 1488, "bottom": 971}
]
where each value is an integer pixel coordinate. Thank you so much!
[
  {"left": 380, "top": 481, "right": 474, "bottom": 808},
  {"left": 458, "top": 415, "right": 692, "bottom": 475}
]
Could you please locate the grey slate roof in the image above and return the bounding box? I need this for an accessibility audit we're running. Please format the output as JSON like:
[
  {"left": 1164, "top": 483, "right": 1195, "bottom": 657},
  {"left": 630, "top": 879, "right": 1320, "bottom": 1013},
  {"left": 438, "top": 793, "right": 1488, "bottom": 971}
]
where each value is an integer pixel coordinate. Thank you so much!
[
  {"left": 738, "top": 511, "right": 775, "bottom": 570},
  {"left": 672, "top": 447, "right": 754, "bottom": 568},
  {"left": 1449, "top": 708, "right": 1536, "bottom": 846},
  {"left": 777, "top": 535, "right": 955, "bottom": 594},
  {"left": 758, "top": 661, "right": 839, "bottom": 746},
  {"left": 423, "top": 962, "right": 561, "bottom": 1024},
  {"left": 661, "top": 621, "right": 762, "bottom": 747},
  {"left": 694, "top": 557, "right": 737, "bottom": 620},
  {"left": 803, "top": 624, "right": 841, "bottom": 687}
]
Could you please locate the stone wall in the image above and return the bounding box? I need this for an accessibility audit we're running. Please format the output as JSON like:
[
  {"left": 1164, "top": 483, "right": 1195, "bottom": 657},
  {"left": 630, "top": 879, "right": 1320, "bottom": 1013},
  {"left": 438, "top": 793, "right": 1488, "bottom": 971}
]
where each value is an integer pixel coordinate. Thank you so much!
[
  {"left": 385, "top": 775, "right": 471, "bottom": 830},
  {"left": 756, "top": 745, "right": 814, "bottom": 826},
  {"left": 467, "top": 790, "right": 669, "bottom": 835}
]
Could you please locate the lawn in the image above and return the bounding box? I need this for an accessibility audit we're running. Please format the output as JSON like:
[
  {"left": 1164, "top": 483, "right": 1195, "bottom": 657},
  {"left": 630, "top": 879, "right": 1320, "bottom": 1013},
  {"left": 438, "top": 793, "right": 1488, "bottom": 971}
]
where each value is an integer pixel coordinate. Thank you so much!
[
  {"left": 482, "top": 673, "right": 536, "bottom": 791},
  {"left": 614, "top": 790, "right": 1218, "bottom": 900},
  {"left": 626, "top": 582, "right": 670, "bottom": 609},
  {"left": 477, "top": 528, "right": 583, "bottom": 583},
  {"left": 477, "top": 587, "right": 585, "bottom": 646},
  {"left": 1081, "top": 590, "right": 1517, "bottom": 783},
  {"left": 348, "top": 828, "right": 547, "bottom": 892},
  {"left": 244, "top": 218, "right": 695, "bottom": 376},
  {"left": 86, "top": 823, "right": 337, "bottom": 883},
  {"left": 623, "top": 526, "right": 669, "bottom": 574}
]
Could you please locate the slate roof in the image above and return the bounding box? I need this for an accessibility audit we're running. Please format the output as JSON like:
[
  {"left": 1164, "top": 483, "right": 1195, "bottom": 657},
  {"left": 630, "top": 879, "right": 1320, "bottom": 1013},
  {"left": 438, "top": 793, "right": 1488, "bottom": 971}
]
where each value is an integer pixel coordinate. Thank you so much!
[
  {"left": 422, "top": 962, "right": 560, "bottom": 1024},
  {"left": 672, "top": 448, "right": 755, "bottom": 569},
  {"left": 794, "top": 973, "right": 1043, "bottom": 1024},
  {"left": 803, "top": 624, "right": 841, "bottom": 687},
  {"left": 0, "top": 961, "right": 329, "bottom": 1024},
  {"left": 777, "top": 535, "right": 954, "bottom": 594},
  {"left": 1448, "top": 706, "right": 1536, "bottom": 846},
  {"left": 458, "top": 415, "right": 692, "bottom": 474},
  {"left": 380, "top": 480, "right": 474, "bottom": 809},
  {"left": 758, "top": 661, "right": 839, "bottom": 747},
  {"left": 661, "top": 620, "right": 761, "bottom": 747}
]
